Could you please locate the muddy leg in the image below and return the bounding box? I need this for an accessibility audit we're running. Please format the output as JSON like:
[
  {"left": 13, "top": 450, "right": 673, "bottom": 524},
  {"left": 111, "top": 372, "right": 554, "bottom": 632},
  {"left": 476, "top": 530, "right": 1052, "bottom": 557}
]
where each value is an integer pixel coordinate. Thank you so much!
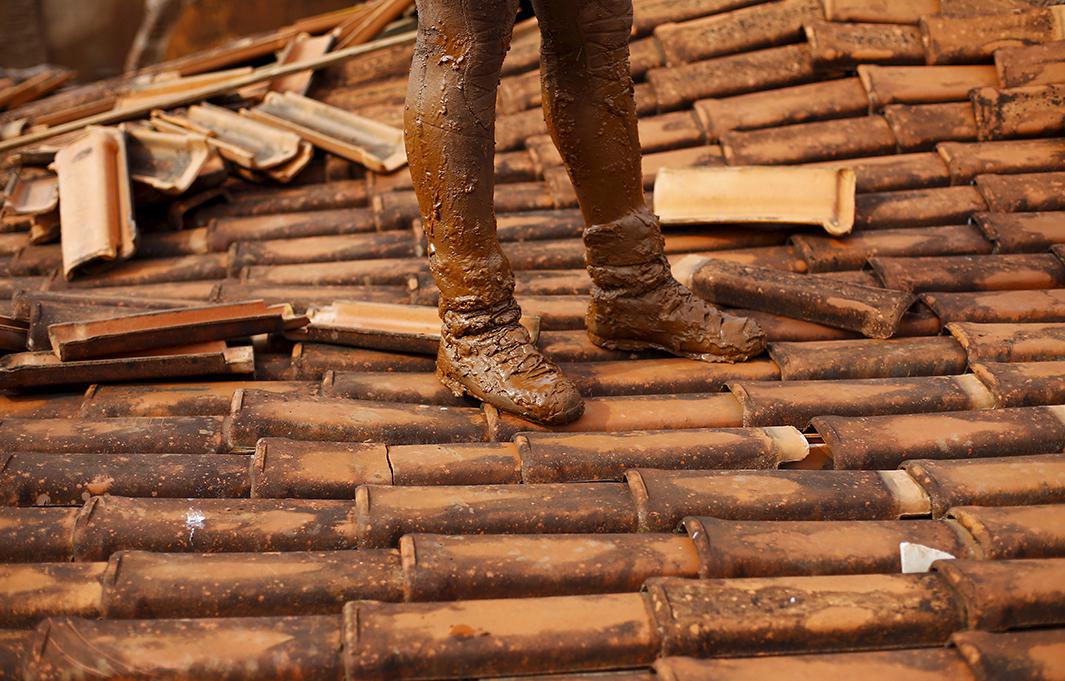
[
  {"left": 533, "top": 0, "right": 766, "bottom": 362},
  {"left": 405, "top": 0, "right": 584, "bottom": 424}
]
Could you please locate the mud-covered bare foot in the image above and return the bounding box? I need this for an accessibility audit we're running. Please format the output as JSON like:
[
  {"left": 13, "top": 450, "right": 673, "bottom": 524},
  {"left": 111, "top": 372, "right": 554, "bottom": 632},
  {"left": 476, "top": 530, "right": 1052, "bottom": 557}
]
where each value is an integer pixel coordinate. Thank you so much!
[
  {"left": 586, "top": 278, "right": 766, "bottom": 362},
  {"left": 438, "top": 322, "right": 584, "bottom": 425}
]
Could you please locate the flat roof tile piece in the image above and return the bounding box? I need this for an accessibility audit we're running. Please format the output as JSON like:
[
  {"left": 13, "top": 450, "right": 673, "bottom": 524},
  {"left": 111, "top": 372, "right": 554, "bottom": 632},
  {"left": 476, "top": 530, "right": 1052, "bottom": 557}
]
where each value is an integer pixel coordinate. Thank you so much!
[
  {"left": 792, "top": 224, "right": 992, "bottom": 272},
  {"left": 72, "top": 496, "right": 358, "bottom": 560},
  {"left": 970, "top": 360, "right": 1065, "bottom": 407},
  {"left": 854, "top": 185, "right": 987, "bottom": 229},
  {"left": 694, "top": 77, "right": 870, "bottom": 141},
  {"left": 655, "top": 647, "right": 976, "bottom": 681},
  {"left": 685, "top": 516, "right": 973, "bottom": 579},
  {"left": 516, "top": 427, "right": 807, "bottom": 483},
  {"left": 402, "top": 533, "right": 699, "bottom": 601},
  {"left": 921, "top": 8, "right": 1065, "bottom": 65},
  {"left": 805, "top": 20, "right": 925, "bottom": 67},
  {"left": 995, "top": 39, "right": 1065, "bottom": 88},
  {"left": 858, "top": 64, "right": 999, "bottom": 109},
  {"left": 935, "top": 557, "right": 1065, "bottom": 631},
  {"left": 0, "top": 507, "right": 78, "bottom": 562},
  {"left": 971, "top": 84, "right": 1065, "bottom": 141},
  {"left": 807, "top": 152, "right": 951, "bottom": 193},
  {"left": 23, "top": 614, "right": 344, "bottom": 681},
  {"left": 937, "top": 139, "right": 1065, "bottom": 185},
  {"left": 815, "top": 407, "right": 1065, "bottom": 470},
  {"left": 976, "top": 171, "right": 1065, "bottom": 213},
  {"left": 0, "top": 415, "right": 226, "bottom": 454},
  {"left": 654, "top": 0, "right": 823, "bottom": 65},
  {"left": 627, "top": 469, "right": 917, "bottom": 532},
  {"left": 647, "top": 44, "right": 816, "bottom": 111},
  {"left": 646, "top": 572, "right": 961, "bottom": 657},
  {"left": 353, "top": 482, "right": 638, "bottom": 548},
  {"left": 722, "top": 115, "right": 897, "bottom": 165},
  {"left": 675, "top": 257, "right": 915, "bottom": 338},
  {"left": 250, "top": 439, "right": 393, "bottom": 498},
  {"left": 871, "top": 253, "right": 1065, "bottom": 293},
  {"left": 952, "top": 629, "right": 1065, "bottom": 681},
  {"left": 903, "top": 454, "right": 1065, "bottom": 516},
  {"left": 1, "top": 452, "right": 249, "bottom": 506},
  {"left": 729, "top": 374, "right": 993, "bottom": 429},
  {"left": 344, "top": 593, "right": 658, "bottom": 679},
  {"left": 947, "top": 322, "right": 1065, "bottom": 362},
  {"left": 922, "top": 289, "right": 1065, "bottom": 324},
  {"left": 975, "top": 211, "right": 1065, "bottom": 254},
  {"left": 768, "top": 336, "right": 968, "bottom": 380},
  {"left": 226, "top": 390, "right": 487, "bottom": 449},
  {"left": 103, "top": 549, "right": 403, "bottom": 619},
  {"left": 48, "top": 300, "right": 295, "bottom": 361},
  {"left": 0, "top": 562, "right": 104, "bottom": 627},
  {"left": 951, "top": 504, "right": 1065, "bottom": 560},
  {"left": 882, "top": 101, "right": 978, "bottom": 151}
]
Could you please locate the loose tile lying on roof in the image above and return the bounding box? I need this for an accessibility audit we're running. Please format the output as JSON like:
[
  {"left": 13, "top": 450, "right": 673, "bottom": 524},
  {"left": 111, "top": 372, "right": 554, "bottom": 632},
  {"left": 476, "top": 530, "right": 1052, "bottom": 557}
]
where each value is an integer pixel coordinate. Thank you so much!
[
  {"left": 53, "top": 127, "right": 137, "bottom": 280},
  {"left": 249, "top": 91, "right": 406, "bottom": 172},
  {"left": 654, "top": 166, "right": 855, "bottom": 235},
  {"left": 0, "top": 342, "right": 253, "bottom": 390},
  {"left": 674, "top": 256, "right": 915, "bottom": 338},
  {"left": 47, "top": 300, "right": 302, "bottom": 361},
  {"left": 122, "top": 124, "right": 212, "bottom": 194}
]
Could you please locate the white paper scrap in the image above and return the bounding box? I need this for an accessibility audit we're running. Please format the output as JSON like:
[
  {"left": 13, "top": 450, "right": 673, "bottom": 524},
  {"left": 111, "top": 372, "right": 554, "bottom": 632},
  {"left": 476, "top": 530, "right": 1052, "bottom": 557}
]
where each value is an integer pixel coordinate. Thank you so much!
[{"left": 899, "top": 541, "right": 956, "bottom": 573}]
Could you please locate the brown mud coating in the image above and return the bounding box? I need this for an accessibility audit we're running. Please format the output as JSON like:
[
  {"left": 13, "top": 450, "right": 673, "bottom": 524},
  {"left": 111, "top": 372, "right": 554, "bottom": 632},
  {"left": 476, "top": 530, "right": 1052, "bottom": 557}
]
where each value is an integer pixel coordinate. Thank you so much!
[{"left": 404, "top": 0, "right": 763, "bottom": 425}]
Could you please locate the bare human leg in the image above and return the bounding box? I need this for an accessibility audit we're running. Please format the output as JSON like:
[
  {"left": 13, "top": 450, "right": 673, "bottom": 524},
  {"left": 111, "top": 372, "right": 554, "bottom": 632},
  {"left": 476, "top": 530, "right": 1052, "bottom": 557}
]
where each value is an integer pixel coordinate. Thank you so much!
[
  {"left": 532, "top": 0, "right": 766, "bottom": 362},
  {"left": 405, "top": 0, "right": 584, "bottom": 424}
]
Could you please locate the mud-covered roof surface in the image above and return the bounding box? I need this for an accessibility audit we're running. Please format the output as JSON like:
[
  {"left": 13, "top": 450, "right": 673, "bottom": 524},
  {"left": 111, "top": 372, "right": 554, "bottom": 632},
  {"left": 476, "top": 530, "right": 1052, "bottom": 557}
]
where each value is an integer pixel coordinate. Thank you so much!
[{"left": 1, "top": 0, "right": 1065, "bottom": 678}]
